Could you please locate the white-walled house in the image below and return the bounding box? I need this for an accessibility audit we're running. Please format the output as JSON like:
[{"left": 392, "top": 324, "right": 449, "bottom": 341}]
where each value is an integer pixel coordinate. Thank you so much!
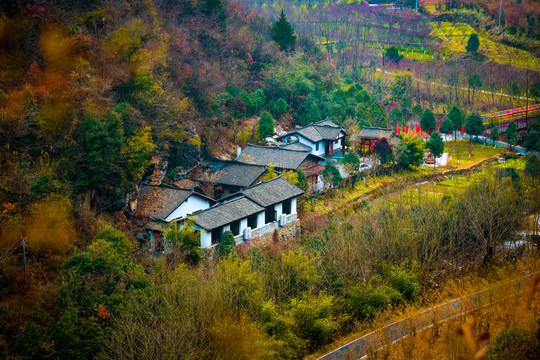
[
  {"left": 135, "top": 184, "right": 215, "bottom": 235},
  {"left": 277, "top": 118, "right": 347, "bottom": 157},
  {"left": 187, "top": 177, "right": 304, "bottom": 248}
]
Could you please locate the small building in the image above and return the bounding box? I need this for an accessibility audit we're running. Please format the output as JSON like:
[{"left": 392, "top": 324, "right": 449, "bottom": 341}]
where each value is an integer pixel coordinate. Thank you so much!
[
  {"left": 187, "top": 159, "right": 266, "bottom": 199},
  {"left": 187, "top": 177, "right": 304, "bottom": 248},
  {"left": 276, "top": 118, "right": 347, "bottom": 157},
  {"left": 303, "top": 163, "right": 325, "bottom": 191},
  {"left": 350, "top": 127, "right": 400, "bottom": 160},
  {"left": 236, "top": 144, "right": 324, "bottom": 172},
  {"left": 133, "top": 184, "right": 216, "bottom": 252}
]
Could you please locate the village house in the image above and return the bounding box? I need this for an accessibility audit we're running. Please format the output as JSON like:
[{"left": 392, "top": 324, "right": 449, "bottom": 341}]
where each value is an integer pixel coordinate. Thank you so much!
[
  {"left": 133, "top": 184, "right": 216, "bottom": 251},
  {"left": 350, "top": 127, "right": 400, "bottom": 160},
  {"left": 236, "top": 144, "right": 325, "bottom": 172},
  {"left": 276, "top": 118, "right": 348, "bottom": 157},
  {"left": 186, "top": 176, "right": 304, "bottom": 248},
  {"left": 186, "top": 159, "right": 266, "bottom": 199}
]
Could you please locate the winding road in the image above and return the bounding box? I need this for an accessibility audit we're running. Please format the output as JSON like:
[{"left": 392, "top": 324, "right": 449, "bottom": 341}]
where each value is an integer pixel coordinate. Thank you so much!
[{"left": 316, "top": 274, "right": 538, "bottom": 360}]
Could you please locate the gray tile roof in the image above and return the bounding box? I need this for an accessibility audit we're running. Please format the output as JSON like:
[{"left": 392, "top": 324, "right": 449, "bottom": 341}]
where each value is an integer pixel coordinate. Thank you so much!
[
  {"left": 237, "top": 144, "right": 321, "bottom": 170},
  {"left": 137, "top": 185, "right": 194, "bottom": 221},
  {"left": 191, "top": 197, "right": 264, "bottom": 231},
  {"left": 351, "top": 127, "right": 400, "bottom": 146},
  {"left": 277, "top": 118, "right": 346, "bottom": 143},
  {"left": 278, "top": 141, "right": 312, "bottom": 151},
  {"left": 241, "top": 177, "right": 304, "bottom": 208},
  {"left": 189, "top": 160, "right": 265, "bottom": 188},
  {"left": 314, "top": 118, "right": 340, "bottom": 127}
]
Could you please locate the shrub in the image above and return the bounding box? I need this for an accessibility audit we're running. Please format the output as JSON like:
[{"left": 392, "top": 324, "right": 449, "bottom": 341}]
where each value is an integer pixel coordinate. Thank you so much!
[
  {"left": 258, "top": 112, "right": 274, "bottom": 140},
  {"left": 216, "top": 231, "right": 236, "bottom": 257},
  {"left": 342, "top": 152, "right": 360, "bottom": 173},
  {"left": 382, "top": 263, "right": 419, "bottom": 302},
  {"left": 489, "top": 327, "right": 539, "bottom": 360},
  {"left": 349, "top": 284, "right": 400, "bottom": 319}
]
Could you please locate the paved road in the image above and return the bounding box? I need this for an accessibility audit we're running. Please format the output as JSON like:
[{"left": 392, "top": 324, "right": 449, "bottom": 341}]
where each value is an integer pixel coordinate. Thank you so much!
[{"left": 316, "top": 274, "right": 538, "bottom": 360}]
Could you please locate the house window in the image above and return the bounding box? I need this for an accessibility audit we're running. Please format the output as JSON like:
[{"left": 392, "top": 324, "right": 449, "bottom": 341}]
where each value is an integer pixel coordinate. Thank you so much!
[
  {"left": 248, "top": 214, "right": 258, "bottom": 229},
  {"left": 282, "top": 199, "right": 292, "bottom": 215},
  {"left": 265, "top": 205, "right": 276, "bottom": 224},
  {"left": 211, "top": 227, "right": 223, "bottom": 245},
  {"left": 315, "top": 142, "right": 319, "bottom": 151},
  {"left": 230, "top": 220, "right": 240, "bottom": 236}
]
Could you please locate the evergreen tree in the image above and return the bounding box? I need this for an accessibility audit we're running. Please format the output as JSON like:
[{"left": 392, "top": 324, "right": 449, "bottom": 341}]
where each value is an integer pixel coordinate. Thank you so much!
[
  {"left": 466, "top": 33, "right": 479, "bottom": 54},
  {"left": 426, "top": 132, "right": 444, "bottom": 159},
  {"left": 524, "top": 130, "right": 540, "bottom": 153},
  {"left": 491, "top": 126, "right": 499, "bottom": 147},
  {"left": 270, "top": 98, "right": 288, "bottom": 119},
  {"left": 389, "top": 108, "right": 405, "bottom": 127},
  {"left": 258, "top": 112, "right": 274, "bottom": 140},
  {"left": 420, "top": 108, "right": 436, "bottom": 134},
  {"left": 505, "top": 121, "right": 519, "bottom": 151},
  {"left": 465, "top": 113, "right": 484, "bottom": 140},
  {"left": 322, "top": 162, "right": 342, "bottom": 188},
  {"left": 440, "top": 118, "right": 454, "bottom": 135},
  {"left": 272, "top": 10, "right": 296, "bottom": 51},
  {"left": 447, "top": 106, "right": 464, "bottom": 134},
  {"left": 385, "top": 46, "right": 403, "bottom": 65},
  {"left": 296, "top": 168, "right": 309, "bottom": 191}
]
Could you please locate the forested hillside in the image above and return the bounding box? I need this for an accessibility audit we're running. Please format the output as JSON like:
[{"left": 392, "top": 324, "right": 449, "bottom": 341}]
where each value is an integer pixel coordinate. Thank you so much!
[{"left": 1, "top": 1, "right": 539, "bottom": 360}]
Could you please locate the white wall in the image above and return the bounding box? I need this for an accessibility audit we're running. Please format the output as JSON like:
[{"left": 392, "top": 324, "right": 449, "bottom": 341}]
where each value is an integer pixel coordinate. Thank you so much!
[
  {"left": 256, "top": 212, "right": 265, "bottom": 229},
  {"left": 275, "top": 202, "right": 283, "bottom": 218},
  {"left": 291, "top": 198, "right": 297, "bottom": 214},
  {"left": 200, "top": 230, "right": 212, "bottom": 248},
  {"left": 165, "top": 195, "right": 210, "bottom": 222}
]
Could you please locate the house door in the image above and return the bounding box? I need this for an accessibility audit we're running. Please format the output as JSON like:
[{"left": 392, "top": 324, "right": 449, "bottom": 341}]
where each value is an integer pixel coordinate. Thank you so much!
[{"left": 325, "top": 142, "right": 330, "bottom": 156}]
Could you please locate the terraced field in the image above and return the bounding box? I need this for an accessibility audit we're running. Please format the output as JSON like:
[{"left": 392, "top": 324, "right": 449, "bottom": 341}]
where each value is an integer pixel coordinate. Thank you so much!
[{"left": 431, "top": 22, "right": 540, "bottom": 69}]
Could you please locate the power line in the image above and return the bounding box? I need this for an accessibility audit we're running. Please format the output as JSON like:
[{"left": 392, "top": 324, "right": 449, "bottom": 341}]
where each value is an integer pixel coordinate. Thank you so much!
[
  {"left": 0, "top": 242, "right": 21, "bottom": 264},
  {"left": 26, "top": 243, "right": 50, "bottom": 282}
]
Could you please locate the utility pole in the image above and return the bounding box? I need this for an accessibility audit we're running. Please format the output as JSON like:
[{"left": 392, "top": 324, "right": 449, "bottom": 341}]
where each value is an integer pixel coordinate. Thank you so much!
[
  {"left": 498, "top": 0, "right": 503, "bottom": 32},
  {"left": 22, "top": 239, "right": 27, "bottom": 283},
  {"left": 416, "top": 0, "right": 418, "bottom": 12}
]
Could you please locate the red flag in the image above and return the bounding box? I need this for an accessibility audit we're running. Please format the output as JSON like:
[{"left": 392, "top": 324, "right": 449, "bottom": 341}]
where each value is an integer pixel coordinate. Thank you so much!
[{"left": 369, "top": 143, "right": 373, "bottom": 152}]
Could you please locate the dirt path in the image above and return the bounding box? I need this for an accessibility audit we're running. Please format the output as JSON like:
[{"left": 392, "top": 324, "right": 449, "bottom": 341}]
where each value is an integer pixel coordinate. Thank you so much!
[
  {"left": 315, "top": 274, "right": 538, "bottom": 360},
  {"left": 303, "top": 154, "right": 500, "bottom": 225},
  {"left": 376, "top": 68, "right": 537, "bottom": 102}
]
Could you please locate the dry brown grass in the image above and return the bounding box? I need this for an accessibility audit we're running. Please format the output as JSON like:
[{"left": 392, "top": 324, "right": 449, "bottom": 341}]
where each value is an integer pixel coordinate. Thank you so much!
[
  {"left": 361, "top": 264, "right": 540, "bottom": 360},
  {"left": 309, "top": 258, "right": 540, "bottom": 360}
]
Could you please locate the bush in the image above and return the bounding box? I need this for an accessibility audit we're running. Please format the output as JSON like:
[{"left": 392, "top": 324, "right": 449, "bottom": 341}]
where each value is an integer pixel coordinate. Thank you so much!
[
  {"left": 489, "top": 327, "right": 539, "bottom": 360},
  {"left": 382, "top": 263, "right": 419, "bottom": 302},
  {"left": 342, "top": 152, "right": 360, "bottom": 173},
  {"left": 216, "top": 231, "right": 236, "bottom": 257},
  {"left": 349, "top": 283, "right": 400, "bottom": 319}
]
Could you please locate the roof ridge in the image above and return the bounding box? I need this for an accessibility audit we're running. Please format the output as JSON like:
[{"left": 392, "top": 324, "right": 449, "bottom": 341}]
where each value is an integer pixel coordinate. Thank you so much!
[
  {"left": 204, "top": 158, "right": 266, "bottom": 168},
  {"left": 244, "top": 143, "right": 311, "bottom": 153},
  {"left": 362, "top": 126, "right": 394, "bottom": 131},
  {"left": 190, "top": 195, "right": 252, "bottom": 216},
  {"left": 141, "top": 183, "right": 193, "bottom": 192}
]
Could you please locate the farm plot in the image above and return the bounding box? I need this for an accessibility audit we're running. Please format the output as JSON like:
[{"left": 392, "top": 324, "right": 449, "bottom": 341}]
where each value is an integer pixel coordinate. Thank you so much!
[{"left": 431, "top": 22, "right": 540, "bottom": 70}]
